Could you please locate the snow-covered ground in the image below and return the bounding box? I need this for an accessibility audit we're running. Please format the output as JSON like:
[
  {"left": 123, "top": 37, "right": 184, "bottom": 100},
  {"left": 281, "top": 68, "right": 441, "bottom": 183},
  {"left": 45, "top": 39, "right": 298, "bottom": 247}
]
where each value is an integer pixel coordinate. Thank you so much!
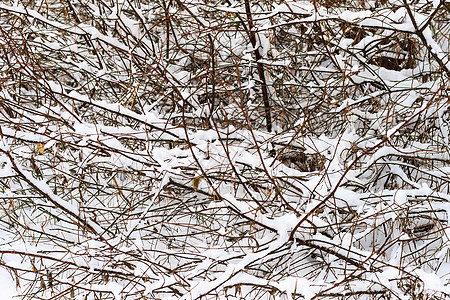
[
  {"left": 0, "top": 0, "right": 449, "bottom": 299},
  {"left": 0, "top": 268, "right": 17, "bottom": 299}
]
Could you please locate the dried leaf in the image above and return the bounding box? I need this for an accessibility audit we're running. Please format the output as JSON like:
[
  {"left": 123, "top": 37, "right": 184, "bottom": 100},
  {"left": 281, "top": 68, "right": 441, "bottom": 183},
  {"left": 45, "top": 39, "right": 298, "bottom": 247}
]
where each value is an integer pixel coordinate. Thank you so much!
[
  {"left": 192, "top": 177, "right": 201, "bottom": 192},
  {"left": 40, "top": 276, "right": 46, "bottom": 289},
  {"left": 31, "top": 262, "right": 38, "bottom": 273},
  {"left": 37, "top": 142, "right": 45, "bottom": 154},
  {"left": 47, "top": 271, "right": 53, "bottom": 287}
]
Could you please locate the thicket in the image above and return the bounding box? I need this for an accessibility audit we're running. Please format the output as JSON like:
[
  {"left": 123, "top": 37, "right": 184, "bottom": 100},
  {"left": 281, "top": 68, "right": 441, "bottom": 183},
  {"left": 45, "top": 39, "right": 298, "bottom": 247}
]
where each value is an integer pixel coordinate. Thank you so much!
[{"left": 0, "top": 0, "right": 449, "bottom": 299}]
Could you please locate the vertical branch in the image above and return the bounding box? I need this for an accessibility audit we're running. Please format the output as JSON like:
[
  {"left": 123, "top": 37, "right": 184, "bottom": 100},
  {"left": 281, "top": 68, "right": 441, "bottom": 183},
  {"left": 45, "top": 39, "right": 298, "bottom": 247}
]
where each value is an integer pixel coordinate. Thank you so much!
[
  {"left": 244, "top": 0, "right": 272, "bottom": 132},
  {"left": 163, "top": 0, "right": 171, "bottom": 60},
  {"left": 208, "top": 34, "right": 215, "bottom": 124}
]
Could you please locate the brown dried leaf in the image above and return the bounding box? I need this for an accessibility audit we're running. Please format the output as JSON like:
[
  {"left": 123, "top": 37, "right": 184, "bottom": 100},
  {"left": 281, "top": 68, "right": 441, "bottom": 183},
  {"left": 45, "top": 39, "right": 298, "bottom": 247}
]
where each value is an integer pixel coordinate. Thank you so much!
[
  {"left": 192, "top": 177, "right": 201, "bottom": 192},
  {"left": 37, "top": 142, "right": 45, "bottom": 154}
]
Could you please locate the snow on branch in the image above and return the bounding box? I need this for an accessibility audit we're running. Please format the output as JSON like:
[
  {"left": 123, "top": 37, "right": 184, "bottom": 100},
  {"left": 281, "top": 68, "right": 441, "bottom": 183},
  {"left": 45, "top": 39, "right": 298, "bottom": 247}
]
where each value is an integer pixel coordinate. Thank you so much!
[{"left": 0, "top": 0, "right": 448, "bottom": 299}]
